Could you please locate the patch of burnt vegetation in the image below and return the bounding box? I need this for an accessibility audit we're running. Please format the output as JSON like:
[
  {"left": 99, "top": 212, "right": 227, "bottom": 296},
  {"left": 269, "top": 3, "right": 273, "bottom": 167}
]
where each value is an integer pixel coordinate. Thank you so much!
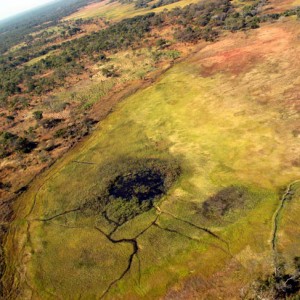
[
  {"left": 249, "top": 258, "right": 300, "bottom": 299},
  {"left": 201, "top": 186, "right": 249, "bottom": 219},
  {"left": 83, "top": 158, "right": 180, "bottom": 225},
  {"left": 108, "top": 169, "right": 165, "bottom": 202}
]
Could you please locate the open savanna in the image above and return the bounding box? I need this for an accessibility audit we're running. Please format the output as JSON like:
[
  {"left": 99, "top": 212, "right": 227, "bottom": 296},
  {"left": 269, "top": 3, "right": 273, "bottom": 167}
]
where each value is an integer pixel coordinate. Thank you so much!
[{"left": 4, "top": 18, "right": 300, "bottom": 299}]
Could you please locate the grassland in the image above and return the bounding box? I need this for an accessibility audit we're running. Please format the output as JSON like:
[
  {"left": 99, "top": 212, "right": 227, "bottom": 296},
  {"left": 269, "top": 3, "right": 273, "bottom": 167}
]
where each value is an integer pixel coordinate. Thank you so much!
[{"left": 4, "top": 16, "right": 300, "bottom": 299}]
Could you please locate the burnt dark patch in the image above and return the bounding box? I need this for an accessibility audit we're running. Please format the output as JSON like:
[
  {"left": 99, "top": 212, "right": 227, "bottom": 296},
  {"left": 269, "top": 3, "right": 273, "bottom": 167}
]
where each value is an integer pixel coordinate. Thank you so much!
[
  {"left": 250, "top": 258, "right": 300, "bottom": 299},
  {"left": 15, "top": 185, "right": 28, "bottom": 194},
  {"left": 0, "top": 132, "right": 37, "bottom": 156},
  {"left": 275, "top": 273, "right": 300, "bottom": 298},
  {"left": 83, "top": 157, "right": 180, "bottom": 225},
  {"left": 254, "top": 273, "right": 300, "bottom": 299},
  {"left": 0, "top": 182, "right": 12, "bottom": 191},
  {"left": 108, "top": 169, "right": 165, "bottom": 203},
  {"left": 15, "top": 138, "right": 38, "bottom": 153},
  {"left": 201, "top": 186, "right": 248, "bottom": 218},
  {"left": 45, "top": 143, "right": 61, "bottom": 152}
]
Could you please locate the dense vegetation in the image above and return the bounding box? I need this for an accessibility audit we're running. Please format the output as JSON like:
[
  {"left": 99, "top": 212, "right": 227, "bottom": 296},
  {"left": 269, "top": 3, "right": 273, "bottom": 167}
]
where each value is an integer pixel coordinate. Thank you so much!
[
  {"left": 0, "top": 131, "right": 38, "bottom": 158},
  {"left": 150, "top": 0, "right": 181, "bottom": 9},
  {"left": 0, "top": 0, "right": 98, "bottom": 55}
]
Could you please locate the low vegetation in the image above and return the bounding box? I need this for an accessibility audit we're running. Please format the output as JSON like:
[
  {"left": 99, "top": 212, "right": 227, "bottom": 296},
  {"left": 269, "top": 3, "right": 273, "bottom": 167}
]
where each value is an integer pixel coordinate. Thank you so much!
[{"left": 1, "top": 0, "right": 300, "bottom": 298}]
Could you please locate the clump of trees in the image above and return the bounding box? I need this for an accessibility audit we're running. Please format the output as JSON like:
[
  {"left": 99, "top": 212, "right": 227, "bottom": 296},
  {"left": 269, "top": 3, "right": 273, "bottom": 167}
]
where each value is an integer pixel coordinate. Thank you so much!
[
  {"left": 135, "top": 0, "right": 152, "bottom": 8},
  {"left": 0, "top": 132, "right": 37, "bottom": 158},
  {"left": 0, "top": 0, "right": 99, "bottom": 55},
  {"left": 150, "top": 0, "right": 180, "bottom": 9},
  {"left": 156, "top": 38, "right": 169, "bottom": 49},
  {"left": 0, "top": 13, "right": 155, "bottom": 101}
]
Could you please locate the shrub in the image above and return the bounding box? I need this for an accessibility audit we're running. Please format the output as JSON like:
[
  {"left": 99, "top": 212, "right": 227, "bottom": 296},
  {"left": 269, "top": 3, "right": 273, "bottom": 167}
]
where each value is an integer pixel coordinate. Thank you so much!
[
  {"left": 156, "top": 38, "right": 169, "bottom": 49},
  {"left": 33, "top": 111, "right": 43, "bottom": 120},
  {"left": 224, "top": 16, "right": 245, "bottom": 31},
  {"left": 101, "top": 65, "right": 119, "bottom": 78},
  {"left": 174, "top": 26, "right": 202, "bottom": 43},
  {"left": 54, "top": 128, "right": 67, "bottom": 138},
  {"left": 99, "top": 53, "right": 107, "bottom": 61}
]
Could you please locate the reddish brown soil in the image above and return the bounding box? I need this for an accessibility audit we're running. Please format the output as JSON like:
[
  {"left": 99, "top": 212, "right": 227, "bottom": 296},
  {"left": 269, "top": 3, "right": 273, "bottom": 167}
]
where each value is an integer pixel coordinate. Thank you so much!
[
  {"left": 264, "top": 0, "right": 300, "bottom": 13},
  {"left": 194, "top": 23, "right": 293, "bottom": 77}
]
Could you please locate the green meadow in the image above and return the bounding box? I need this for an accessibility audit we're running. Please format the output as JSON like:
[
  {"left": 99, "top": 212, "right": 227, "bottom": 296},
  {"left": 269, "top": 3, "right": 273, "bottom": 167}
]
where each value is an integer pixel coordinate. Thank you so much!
[{"left": 4, "top": 37, "right": 300, "bottom": 299}]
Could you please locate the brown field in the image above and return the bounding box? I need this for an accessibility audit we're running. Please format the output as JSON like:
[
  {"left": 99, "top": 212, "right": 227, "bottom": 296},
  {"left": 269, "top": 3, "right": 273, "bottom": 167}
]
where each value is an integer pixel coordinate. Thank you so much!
[{"left": 264, "top": 0, "right": 300, "bottom": 13}]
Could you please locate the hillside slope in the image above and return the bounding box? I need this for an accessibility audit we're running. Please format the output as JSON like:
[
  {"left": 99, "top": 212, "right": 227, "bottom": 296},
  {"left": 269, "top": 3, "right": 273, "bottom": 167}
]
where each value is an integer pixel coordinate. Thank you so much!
[{"left": 4, "top": 15, "right": 300, "bottom": 299}]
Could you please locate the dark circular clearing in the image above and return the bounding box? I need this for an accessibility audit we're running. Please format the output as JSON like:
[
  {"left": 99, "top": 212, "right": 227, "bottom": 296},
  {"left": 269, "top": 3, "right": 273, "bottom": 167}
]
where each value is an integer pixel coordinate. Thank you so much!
[
  {"left": 108, "top": 169, "right": 166, "bottom": 203},
  {"left": 201, "top": 186, "right": 249, "bottom": 219},
  {"left": 83, "top": 158, "right": 180, "bottom": 225}
]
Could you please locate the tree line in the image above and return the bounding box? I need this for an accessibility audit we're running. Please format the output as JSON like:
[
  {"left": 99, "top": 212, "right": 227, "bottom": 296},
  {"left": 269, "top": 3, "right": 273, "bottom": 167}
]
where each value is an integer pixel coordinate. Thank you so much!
[{"left": 1, "top": 0, "right": 299, "bottom": 107}]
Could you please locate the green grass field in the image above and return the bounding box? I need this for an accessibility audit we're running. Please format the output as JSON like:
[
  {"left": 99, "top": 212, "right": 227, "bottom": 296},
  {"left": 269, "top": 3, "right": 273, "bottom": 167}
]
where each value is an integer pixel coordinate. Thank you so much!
[{"left": 4, "top": 20, "right": 300, "bottom": 299}]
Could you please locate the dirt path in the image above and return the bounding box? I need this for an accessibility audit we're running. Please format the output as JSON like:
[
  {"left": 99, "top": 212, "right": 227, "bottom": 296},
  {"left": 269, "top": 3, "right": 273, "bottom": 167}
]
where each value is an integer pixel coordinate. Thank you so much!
[{"left": 271, "top": 180, "right": 300, "bottom": 276}]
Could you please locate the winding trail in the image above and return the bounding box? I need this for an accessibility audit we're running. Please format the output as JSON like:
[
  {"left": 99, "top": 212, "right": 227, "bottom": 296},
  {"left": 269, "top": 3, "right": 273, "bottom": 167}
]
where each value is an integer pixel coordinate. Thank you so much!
[
  {"left": 34, "top": 207, "right": 82, "bottom": 222},
  {"left": 271, "top": 180, "right": 300, "bottom": 276},
  {"left": 158, "top": 208, "right": 230, "bottom": 250},
  {"left": 92, "top": 206, "right": 233, "bottom": 299},
  {"left": 94, "top": 215, "right": 159, "bottom": 299},
  {"left": 24, "top": 164, "right": 69, "bottom": 219},
  {"left": 71, "top": 160, "right": 96, "bottom": 165},
  {"left": 21, "top": 179, "right": 233, "bottom": 300},
  {"left": 26, "top": 179, "right": 300, "bottom": 298}
]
